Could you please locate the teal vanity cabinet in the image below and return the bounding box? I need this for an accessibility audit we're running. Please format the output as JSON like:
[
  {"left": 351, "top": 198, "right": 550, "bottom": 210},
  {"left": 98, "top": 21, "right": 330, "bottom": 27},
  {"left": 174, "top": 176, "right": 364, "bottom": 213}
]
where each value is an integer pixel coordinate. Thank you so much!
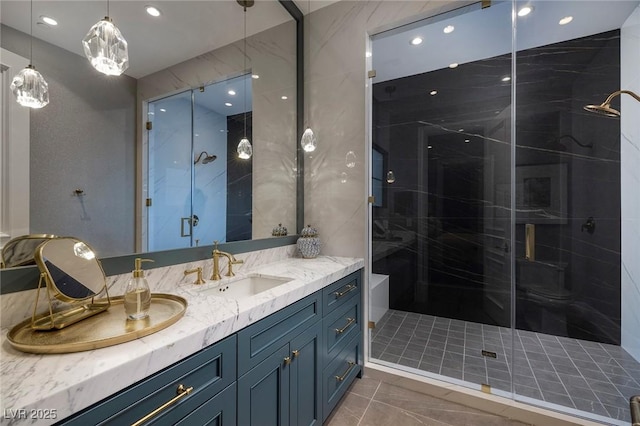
[
  {"left": 58, "top": 335, "right": 237, "bottom": 425},
  {"left": 321, "top": 271, "right": 362, "bottom": 421},
  {"left": 57, "top": 269, "right": 362, "bottom": 426},
  {"left": 237, "top": 291, "right": 323, "bottom": 426}
]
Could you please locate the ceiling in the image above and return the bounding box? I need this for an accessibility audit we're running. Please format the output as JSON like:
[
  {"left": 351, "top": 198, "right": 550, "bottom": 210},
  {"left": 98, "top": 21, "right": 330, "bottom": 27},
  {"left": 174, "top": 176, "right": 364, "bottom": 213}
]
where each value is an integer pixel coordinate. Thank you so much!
[
  {"left": 0, "top": 0, "right": 295, "bottom": 78},
  {"left": 372, "top": 0, "right": 640, "bottom": 83}
]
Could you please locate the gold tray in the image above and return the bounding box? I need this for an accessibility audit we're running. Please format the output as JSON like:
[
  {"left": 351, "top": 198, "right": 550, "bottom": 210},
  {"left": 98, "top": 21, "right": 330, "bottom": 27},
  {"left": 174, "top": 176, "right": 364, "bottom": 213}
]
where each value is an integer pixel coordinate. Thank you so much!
[{"left": 7, "top": 293, "right": 187, "bottom": 354}]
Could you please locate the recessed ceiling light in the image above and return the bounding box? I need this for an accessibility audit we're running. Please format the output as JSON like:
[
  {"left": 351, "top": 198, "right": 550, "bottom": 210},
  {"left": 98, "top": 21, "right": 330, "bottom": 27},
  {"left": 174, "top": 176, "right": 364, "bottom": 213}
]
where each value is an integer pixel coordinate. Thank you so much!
[
  {"left": 428, "top": 145, "right": 433, "bottom": 149},
  {"left": 430, "top": 90, "right": 438, "bottom": 96},
  {"left": 228, "top": 90, "right": 236, "bottom": 96},
  {"left": 40, "top": 15, "right": 58, "bottom": 26},
  {"left": 195, "top": 133, "right": 199, "bottom": 137},
  {"left": 251, "top": 74, "right": 260, "bottom": 79},
  {"left": 410, "top": 37, "right": 423, "bottom": 46},
  {"left": 464, "top": 139, "right": 470, "bottom": 143},
  {"left": 501, "top": 76, "right": 511, "bottom": 82},
  {"left": 219, "top": 129, "right": 225, "bottom": 132},
  {"left": 148, "top": 112, "right": 155, "bottom": 116},
  {"left": 281, "top": 95, "right": 288, "bottom": 100},
  {"left": 365, "top": 51, "right": 372, "bottom": 58},
  {"left": 517, "top": 6, "right": 533, "bottom": 17},
  {"left": 458, "top": 128, "right": 464, "bottom": 132},
  {"left": 443, "top": 25, "right": 455, "bottom": 34},
  {"left": 449, "top": 63, "right": 459, "bottom": 69},
  {"left": 559, "top": 16, "right": 573, "bottom": 25},
  {"left": 225, "top": 102, "right": 232, "bottom": 107},
  {"left": 160, "top": 108, "right": 166, "bottom": 112},
  {"left": 145, "top": 6, "right": 162, "bottom": 17}
]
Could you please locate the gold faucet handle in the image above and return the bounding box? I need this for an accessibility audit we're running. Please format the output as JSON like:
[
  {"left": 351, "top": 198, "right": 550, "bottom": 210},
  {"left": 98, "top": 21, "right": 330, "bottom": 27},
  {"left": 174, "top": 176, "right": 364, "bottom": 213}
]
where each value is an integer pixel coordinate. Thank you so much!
[
  {"left": 225, "top": 257, "right": 244, "bottom": 277},
  {"left": 184, "top": 267, "right": 206, "bottom": 284}
]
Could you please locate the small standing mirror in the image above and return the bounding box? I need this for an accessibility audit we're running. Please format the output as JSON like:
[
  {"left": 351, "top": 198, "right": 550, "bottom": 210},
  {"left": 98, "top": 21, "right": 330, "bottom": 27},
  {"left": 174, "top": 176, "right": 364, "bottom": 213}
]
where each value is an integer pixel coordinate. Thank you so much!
[{"left": 32, "top": 237, "right": 110, "bottom": 330}]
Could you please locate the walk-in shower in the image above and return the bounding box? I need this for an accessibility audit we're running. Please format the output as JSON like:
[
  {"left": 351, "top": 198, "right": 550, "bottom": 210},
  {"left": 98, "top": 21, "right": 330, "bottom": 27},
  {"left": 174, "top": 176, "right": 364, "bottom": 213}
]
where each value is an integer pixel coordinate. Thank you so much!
[{"left": 368, "top": 1, "right": 640, "bottom": 424}]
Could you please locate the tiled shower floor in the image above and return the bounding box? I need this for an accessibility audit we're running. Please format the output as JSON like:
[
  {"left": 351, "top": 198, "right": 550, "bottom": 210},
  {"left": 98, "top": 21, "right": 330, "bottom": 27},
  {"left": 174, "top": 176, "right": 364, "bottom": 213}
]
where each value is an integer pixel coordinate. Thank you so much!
[{"left": 370, "top": 310, "right": 640, "bottom": 424}]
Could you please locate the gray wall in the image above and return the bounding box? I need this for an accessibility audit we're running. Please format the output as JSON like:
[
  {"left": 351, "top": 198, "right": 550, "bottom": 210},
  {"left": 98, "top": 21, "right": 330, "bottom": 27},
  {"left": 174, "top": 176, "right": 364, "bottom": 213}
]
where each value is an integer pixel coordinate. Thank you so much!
[{"left": 1, "top": 24, "right": 137, "bottom": 257}]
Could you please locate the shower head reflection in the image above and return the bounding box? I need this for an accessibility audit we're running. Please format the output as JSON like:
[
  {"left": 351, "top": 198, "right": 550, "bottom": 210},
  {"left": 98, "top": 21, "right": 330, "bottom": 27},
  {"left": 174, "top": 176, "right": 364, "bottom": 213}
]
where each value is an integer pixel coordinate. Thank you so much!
[
  {"left": 194, "top": 151, "right": 217, "bottom": 164},
  {"left": 584, "top": 90, "right": 640, "bottom": 118}
]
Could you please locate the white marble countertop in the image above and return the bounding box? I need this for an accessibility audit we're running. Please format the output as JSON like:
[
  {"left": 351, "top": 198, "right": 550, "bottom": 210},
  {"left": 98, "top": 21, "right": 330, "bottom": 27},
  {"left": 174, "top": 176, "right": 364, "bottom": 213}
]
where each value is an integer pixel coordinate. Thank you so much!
[{"left": 0, "top": 255, "right": 364, "bottom": 425}]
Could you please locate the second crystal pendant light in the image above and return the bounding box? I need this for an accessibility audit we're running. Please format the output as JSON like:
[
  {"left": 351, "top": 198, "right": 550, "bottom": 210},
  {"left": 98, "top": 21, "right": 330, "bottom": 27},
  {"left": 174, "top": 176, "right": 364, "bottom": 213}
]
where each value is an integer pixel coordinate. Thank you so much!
[
  {"left": 83, "top": 1, "right": 129, "bottom": 76},
  {"left": 236, "top": 0, "right": 254, "bottom": 160},
  {"left": 301, "top": 0, "right": 317, "bottom": 153}
]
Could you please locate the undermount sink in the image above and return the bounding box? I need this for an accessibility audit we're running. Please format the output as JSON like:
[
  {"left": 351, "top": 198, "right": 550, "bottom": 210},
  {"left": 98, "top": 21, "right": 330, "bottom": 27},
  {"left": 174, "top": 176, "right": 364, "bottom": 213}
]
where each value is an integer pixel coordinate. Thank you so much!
[{"left": 199, "top": 274, "right": 292, "bottom": 299}]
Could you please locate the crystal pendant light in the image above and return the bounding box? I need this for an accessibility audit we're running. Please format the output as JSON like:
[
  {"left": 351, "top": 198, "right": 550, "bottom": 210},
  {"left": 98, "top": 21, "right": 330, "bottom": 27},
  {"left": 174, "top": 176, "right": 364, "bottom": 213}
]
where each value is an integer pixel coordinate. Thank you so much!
[
  {"left": 83, "top": 0, "right": 129, "bottom": 76},
  {"left": 300, "top": 0, "right": 317, "bottom": 153},
  {"left": 236, "top": 1, "right": 254, "bottom": 160},
  {"left": 10, "top": 0, "right": 49, "bottom": 108}
]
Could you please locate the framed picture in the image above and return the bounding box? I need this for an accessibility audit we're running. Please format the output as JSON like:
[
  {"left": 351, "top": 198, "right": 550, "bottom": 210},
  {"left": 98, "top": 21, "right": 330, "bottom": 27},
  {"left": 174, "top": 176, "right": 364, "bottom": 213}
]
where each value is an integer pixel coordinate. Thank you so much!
[{"left": 516, "top": 163, "right": 567, "bottom": 224}]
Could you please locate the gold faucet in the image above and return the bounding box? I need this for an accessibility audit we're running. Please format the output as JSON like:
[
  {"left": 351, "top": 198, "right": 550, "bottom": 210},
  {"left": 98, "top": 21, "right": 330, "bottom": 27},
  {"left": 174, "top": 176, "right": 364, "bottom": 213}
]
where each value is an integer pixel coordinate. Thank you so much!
[
  {"left": 211, "top": 241, "right": 244, "bottom": 280},
  {"left": 184, "top": 267, "right": 206, "bottom": 284}
]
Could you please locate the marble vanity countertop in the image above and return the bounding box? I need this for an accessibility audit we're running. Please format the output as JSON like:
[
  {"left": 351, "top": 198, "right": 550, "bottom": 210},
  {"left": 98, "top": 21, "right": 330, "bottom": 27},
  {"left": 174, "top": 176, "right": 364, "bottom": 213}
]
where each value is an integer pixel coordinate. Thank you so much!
[{"left": 0, "top": 255, "right": 364, "bottom": 425}]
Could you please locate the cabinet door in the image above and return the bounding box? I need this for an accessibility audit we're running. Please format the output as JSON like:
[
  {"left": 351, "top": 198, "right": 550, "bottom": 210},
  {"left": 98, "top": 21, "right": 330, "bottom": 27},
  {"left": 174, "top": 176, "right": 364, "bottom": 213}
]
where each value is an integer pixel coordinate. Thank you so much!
[
  {"left": 174, "top": 383, "right": 236, "bottom": 426},
  {"left": 238, "top": 344, "right": 290, "bottom": 426},
  {"left": 289, "top": 321, "right": 322, "bottom": 426}
]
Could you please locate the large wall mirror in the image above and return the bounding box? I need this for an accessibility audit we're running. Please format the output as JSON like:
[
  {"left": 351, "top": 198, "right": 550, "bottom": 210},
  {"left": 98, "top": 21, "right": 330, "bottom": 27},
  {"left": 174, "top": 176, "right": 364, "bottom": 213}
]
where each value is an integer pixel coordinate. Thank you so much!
[{"left": 1, "top": 1, "right": 302, "bottom": 280}]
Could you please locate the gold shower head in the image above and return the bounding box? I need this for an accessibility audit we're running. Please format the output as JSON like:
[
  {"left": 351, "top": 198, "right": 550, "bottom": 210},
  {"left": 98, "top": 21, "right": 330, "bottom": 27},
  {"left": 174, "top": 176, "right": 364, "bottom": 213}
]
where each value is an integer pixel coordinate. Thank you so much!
[{"left": 584, "top": 90, "right": 640, "bottom": 118}]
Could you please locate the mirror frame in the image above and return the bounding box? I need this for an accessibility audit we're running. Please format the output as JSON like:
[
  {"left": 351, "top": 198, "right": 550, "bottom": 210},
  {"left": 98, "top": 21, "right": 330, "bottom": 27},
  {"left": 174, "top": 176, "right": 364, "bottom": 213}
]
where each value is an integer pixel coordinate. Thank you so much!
[{"left": 0, "top": 0, "right": 304, "bottom": 294}]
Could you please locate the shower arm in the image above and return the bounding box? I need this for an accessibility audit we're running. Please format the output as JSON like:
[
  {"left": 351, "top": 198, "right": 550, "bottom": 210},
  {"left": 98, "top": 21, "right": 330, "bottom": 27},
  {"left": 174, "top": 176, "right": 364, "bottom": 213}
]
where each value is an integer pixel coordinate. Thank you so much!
[{"left": 601, "top": 90, "right": 640, "bottom": 106}]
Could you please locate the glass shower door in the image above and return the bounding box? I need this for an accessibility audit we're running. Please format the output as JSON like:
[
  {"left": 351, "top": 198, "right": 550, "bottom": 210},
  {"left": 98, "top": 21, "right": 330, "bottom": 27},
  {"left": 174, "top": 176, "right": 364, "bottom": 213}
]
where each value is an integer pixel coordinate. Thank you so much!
[{"left": 147, "top": 91, "right": 194, "bottom": 251}]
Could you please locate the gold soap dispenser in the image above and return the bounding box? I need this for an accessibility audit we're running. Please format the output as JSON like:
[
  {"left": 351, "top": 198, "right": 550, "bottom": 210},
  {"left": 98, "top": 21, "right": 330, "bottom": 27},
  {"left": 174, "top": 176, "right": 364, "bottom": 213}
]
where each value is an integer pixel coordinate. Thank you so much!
[{"left": 124, "top": 258, "right": 153, "bottom": 320}]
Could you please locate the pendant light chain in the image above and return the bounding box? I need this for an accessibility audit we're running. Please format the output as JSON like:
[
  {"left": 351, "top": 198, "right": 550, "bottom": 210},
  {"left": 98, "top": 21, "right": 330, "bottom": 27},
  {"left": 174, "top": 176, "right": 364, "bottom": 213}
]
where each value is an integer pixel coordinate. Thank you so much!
[
  {"left": 243, "top": 6, "right": 247, "bottom": 139},
  {"left": 29, "top": 0, "right": 33, "bottom": 62}
]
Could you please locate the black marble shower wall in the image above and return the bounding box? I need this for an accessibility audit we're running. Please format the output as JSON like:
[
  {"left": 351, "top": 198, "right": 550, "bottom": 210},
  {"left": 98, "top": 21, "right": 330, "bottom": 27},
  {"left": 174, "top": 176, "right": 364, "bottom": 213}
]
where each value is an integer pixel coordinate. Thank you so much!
[{"left": 372, "top": 30, "right": 621, "bottom": 345}]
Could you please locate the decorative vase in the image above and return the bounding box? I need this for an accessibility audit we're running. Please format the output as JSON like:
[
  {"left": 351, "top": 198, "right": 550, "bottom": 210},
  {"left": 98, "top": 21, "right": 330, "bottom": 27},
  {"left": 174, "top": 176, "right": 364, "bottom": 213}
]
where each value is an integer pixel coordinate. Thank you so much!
[
  {"left": 297, "top": 225, "right": 321, "bottom": 259},
  {"left": 272, "top": 223, "right": 288, "bottom": 237}
]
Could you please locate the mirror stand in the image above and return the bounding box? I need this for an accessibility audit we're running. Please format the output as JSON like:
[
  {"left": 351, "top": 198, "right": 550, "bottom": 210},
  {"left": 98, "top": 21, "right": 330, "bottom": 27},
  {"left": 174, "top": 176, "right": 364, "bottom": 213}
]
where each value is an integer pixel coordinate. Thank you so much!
[
  {"left": 31, "top": 272, "right": 111, "bottom": 330},
  {"left": 31, "top": 275, "right": 111, "bottom": 331}
]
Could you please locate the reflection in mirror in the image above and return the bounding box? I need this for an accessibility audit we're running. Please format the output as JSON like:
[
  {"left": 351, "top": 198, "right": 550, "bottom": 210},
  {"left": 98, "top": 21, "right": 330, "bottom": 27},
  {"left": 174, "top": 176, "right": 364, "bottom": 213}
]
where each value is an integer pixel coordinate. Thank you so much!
[
  {"left": 33, "top": 237, "right": 109, "bottom": 329},
  {"left": 0, "top": 0, "right": 298, "bottom": 264},
  {"left": 1, "top": 234, "right": 57, "bottom": 268},
  {"left": 146, "top": 73, "right": 253, "bottom": 251}
]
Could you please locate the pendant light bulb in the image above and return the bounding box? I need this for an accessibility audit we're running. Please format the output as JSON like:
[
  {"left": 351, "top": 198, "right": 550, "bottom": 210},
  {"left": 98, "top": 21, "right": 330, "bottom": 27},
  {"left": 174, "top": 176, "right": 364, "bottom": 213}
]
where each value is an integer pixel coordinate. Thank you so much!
[
  {"left": 237, "top": 137, "right": 253, "bottom": 159},
  {"left": 82, "top": 16, "right": 129, "bottom": 76},
  {"left": 12, "top": 0, "right": 49, "bottom": 108},
  {"left": 11, "top": 65, "right": 49, "bottom": 108},
  {"left": 301, "top": 127, "right": 317, "bottom": 152}
]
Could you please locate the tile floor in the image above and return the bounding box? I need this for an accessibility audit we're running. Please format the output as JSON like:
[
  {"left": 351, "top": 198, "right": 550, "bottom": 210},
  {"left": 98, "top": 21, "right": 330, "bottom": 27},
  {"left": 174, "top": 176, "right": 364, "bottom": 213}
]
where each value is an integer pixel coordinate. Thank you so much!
[
  {"left": 325, "top": 375, "right": 531, "bottom": 426},
  {"left": 370, "top": 310, "right": 640, "bottom": 424}
]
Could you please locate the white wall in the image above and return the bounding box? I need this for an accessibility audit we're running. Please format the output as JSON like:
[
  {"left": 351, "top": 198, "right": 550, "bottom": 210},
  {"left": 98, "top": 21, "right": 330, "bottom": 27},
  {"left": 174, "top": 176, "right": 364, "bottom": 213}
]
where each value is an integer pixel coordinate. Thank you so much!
[{"left": 621, "top": 4, "right": 640, "bottom": 362}]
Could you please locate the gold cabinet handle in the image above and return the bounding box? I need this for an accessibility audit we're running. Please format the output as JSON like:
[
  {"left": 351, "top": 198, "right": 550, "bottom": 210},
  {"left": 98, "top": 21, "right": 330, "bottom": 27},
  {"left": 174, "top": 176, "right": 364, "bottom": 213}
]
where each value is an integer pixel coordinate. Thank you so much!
[
  {"left": 292, "top": 350, "right": 300, "bottom": 358},
  {"left": 334, "top": 284, "right": 356, "bottom": 298},
  {"left": 335, "top": 317, "right": 356, "bottom": 334},
  {"left": 131, "top": 384, "right": 193, "bottom": 426},
  {"left": 284, "top": 356, "right": 291, "bottom": 365},
  {"left": 335, "top": 361, "right": 356, "bottom": 382}
]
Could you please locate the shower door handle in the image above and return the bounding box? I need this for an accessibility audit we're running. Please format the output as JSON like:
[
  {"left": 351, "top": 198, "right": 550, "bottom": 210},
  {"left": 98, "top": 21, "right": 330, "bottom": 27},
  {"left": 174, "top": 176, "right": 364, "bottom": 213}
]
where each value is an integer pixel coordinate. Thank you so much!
[{"left": 180, "top": 215, "right": 200, "bottom": 237}]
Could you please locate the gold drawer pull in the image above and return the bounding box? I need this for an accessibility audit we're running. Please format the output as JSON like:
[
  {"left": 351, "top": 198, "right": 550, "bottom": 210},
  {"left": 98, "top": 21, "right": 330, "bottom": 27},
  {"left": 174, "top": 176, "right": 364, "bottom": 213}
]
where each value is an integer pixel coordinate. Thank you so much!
[
  {"left": 284, "top": 356, "right": 292, "bottom": 365},
  {"left": 335, "top": 317, "right": 355, "bottom": 334},
  {"left": 131, "top": 384, "right": 193, "bottom": 426},
  {"left": 334, "top": 284, "right": 356, "bottom": 298},
  {"left": 292, "top": 350, "right": 300, "bottom": 358},
  {"left": 335, "top": 361, "right": 356, "bottom": 382}
]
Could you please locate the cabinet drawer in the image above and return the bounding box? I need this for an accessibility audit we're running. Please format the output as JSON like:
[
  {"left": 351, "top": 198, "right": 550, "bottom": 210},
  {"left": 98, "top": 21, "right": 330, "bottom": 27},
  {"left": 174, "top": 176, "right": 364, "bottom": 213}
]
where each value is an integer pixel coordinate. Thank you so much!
[
  {"left": 174, "top": 383, "right": 236, "bottom": 426},
  {"left": 323, "top": 296, "right": 360, "bottom": 363},
  {"left": 58, "top": 335, "right": 236, "bottom": 426},
  {"left": 238, "top": 291, "right": 321, "bottom": 376},
  {"left": 322, "top": 332, "right": 362, "bottom": 421},
  {"left": 322, "top": 270, "right": 361, "bottom": 315}
]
